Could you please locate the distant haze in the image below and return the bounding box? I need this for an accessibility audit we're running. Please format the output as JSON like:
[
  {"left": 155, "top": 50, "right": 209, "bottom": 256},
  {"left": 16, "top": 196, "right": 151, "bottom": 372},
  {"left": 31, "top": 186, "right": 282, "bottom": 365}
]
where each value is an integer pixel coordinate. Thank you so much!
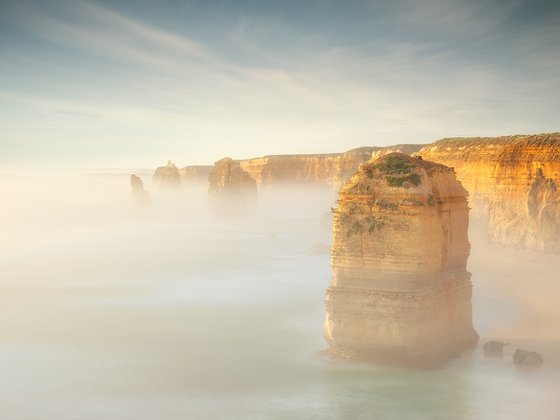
[{"left": 1, "top": 0, "right": 559, "bottom": 168}]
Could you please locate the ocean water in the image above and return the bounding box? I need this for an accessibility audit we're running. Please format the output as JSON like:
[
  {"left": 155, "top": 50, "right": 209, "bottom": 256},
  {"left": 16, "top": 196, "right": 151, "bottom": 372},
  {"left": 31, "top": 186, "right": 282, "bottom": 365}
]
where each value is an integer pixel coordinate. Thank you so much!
[{"left": 0, "top": 174, "right": 559, "bottom": 420}]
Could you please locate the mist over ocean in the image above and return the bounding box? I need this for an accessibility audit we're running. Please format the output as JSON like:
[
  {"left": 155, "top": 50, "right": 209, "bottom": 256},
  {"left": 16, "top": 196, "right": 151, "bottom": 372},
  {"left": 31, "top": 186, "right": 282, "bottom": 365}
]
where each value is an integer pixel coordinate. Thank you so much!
[{"left": 0, "top": 173, "right": 559, "bottom": 420}]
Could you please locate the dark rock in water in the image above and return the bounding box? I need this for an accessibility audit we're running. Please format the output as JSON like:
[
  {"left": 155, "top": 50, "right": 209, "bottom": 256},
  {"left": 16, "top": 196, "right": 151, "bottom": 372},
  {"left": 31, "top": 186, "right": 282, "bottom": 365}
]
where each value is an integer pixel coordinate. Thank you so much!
[
  {"left": 513, "top": 348, "right": 543, "bottom": 365},
  {"left": 483, "top": 340, "right": 507, "bottom": 354}
]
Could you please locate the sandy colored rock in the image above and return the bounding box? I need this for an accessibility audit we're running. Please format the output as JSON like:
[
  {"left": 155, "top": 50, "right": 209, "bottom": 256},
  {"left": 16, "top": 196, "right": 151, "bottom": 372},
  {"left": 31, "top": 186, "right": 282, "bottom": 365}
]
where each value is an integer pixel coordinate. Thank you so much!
[
  {"left": 153, "top": 160, "right": 182, "bottom": 189},
  {"left": 130, "top": 174, "right": 150, "bottom": 207},
  {"left": 324, "top": 153, "right": 477, "bottom": 363},
  {"left": 418, "top": 133, "right": 560, "bottom": 251},
  {"left": 179, "top": 165, "right": 212, "bottom": 183},
  {"left": 208, "top": 158, "right": 257, "bottom": 217},
  {"left": 236, "top": 145, "right": 424, "bottom": 190}
]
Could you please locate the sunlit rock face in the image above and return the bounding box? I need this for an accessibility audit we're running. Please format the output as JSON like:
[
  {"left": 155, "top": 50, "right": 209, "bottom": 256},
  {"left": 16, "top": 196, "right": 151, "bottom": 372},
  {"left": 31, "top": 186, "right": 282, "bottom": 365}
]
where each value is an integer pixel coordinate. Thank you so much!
[
  {"left": 153, "top": 160, "right": 182, "bottom": 189},
  {"left": 418, "top": 133, "right": 560, "bottom": 251},
  {"left": 324, "top": 153, "right": 477, "bottom": 363},
  {"left": 179, "top": 165, "right": 212, "bottom": 184},
  {"left": 236, "top": 145, "right": 424, "bottom": 190},
  {"left": 130, "top": 174, "right": 150, "bottom": 207},
  {"left": 208, "top": 158, "right": 257, "bottom": 217}
]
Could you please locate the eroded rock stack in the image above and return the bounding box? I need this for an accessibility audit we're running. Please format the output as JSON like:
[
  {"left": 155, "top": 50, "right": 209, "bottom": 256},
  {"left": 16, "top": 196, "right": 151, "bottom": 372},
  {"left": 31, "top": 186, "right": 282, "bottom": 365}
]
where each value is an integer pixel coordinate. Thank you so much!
[
  {"left": 324, "top": 153, "right": 478, "bottom": 363},
  {"left": 208, "top": 158, "right": 257, "bottom": 217},
  {"left": 130, "top": 174, "right": 151, "bottom": 207},
  {"left": 153, "top": 160, "right": 182, "bottom": 189}
]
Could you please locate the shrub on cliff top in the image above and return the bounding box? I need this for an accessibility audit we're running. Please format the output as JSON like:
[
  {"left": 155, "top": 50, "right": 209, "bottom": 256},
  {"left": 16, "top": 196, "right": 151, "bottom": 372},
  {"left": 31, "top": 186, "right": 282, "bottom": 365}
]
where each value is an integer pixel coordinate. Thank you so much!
[
  {"left": 373, "top": 156, "right": 415, "bottom": 175},
  {"left": 386, "top": 173, "right": 421, "bottom": 187}
]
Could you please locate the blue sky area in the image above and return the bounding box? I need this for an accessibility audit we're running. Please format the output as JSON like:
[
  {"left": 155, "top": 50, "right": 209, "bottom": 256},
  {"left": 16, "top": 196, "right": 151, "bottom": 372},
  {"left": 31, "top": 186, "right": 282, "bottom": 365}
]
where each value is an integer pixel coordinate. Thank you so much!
[{"left": 1, "top": 0, "right": 559, "bottom": 168}]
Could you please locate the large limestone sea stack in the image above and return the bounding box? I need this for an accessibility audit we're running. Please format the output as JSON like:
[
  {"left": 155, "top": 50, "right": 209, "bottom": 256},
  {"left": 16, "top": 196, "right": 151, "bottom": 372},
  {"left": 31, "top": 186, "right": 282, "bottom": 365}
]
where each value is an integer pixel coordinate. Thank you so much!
[{"left": 324, "top": 153, "right": 478, "bottom": 363}]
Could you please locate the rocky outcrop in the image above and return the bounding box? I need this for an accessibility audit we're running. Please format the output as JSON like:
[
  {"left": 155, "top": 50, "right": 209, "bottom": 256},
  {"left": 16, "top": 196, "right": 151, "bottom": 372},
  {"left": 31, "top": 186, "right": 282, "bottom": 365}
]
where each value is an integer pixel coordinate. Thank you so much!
[
  {"left": 179, "top": 165, "right": 212, "bottom": 183},
  {"left": 130, "top": 174, "right": 150, "bottom": 207},
  {"left": 418, "top": 133, "right": 560, "bottom": 251},
  {"left": 208, "top": 158, "right": 257, "bottom": 217},
  {"left": 483, "top": 340, "right": 507, "bottom": 355},
  {"left": 513, "top": 349, "right": 543, "bottom": 365},
  {"left": 153, "top": 161, "right": 182, "bottom": 189},
  {"left": 324, "top": 153, "right": 477, "bottom": 363}
]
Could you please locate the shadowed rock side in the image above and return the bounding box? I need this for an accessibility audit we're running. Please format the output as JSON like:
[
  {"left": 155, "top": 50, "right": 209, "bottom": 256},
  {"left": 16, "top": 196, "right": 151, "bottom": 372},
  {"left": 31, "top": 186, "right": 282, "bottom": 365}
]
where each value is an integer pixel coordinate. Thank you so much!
[
  {"left": 153, "top": 160, "right": 182, "bottom": 189},
  {"left": 130, "top": 175, "right": 150, "bottom": 207},
  {"left": 418, "top": 133, "right": 560, "bottom": 251},
  {"left": 208, "top": 158, "right": 257, "bottom": 218},
  {"left": 324, "top": 153, "right": 478, "bottom": 364}
]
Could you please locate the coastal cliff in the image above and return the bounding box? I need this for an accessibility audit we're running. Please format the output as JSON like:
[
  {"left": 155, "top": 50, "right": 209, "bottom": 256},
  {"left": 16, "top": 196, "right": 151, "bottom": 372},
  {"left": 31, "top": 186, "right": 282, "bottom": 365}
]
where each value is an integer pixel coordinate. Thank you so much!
[
  {"left": 179, "top": 165, "right": 212, "bottom": 183},
  {"left": 419, "top": 133, "right": 560, "bottom": 251},
  {"left": 324, "top": 153, "right": 477, "bottom": 363},
  {"left": 237, "top": 147, "right": 377, "bottom": 188},
  {"left": 208, "top": 158, "right": 257, "bottom": 217},
  {"left": 235, "top": 145, "right": 423, "bottom": 189}
]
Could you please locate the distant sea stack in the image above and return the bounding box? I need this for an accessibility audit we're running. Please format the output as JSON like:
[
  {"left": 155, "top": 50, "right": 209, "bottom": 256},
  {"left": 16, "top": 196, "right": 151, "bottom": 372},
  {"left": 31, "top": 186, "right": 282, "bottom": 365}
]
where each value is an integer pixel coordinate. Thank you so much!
[
  {"left": 153, "top": 160, "right": 182, "bottom": 189},
  {"left": 324, "top": 153, "right": 478, "bottom": 364},
  {"left": 130, "top": 174, "right": 151, "bottom": 207},
  {"left": 208, "top": 158, "right": 257, "bottom": 217},
  {"left": 419, "top": 133, "right": 560, "bottom": 251}
]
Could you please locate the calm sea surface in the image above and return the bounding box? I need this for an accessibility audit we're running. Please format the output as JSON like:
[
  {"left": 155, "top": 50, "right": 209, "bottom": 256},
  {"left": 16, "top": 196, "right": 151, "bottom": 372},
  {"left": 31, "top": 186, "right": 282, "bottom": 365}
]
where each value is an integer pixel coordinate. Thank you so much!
[{"left": 1, "top": 174, "right": 559, "bottom": 419}]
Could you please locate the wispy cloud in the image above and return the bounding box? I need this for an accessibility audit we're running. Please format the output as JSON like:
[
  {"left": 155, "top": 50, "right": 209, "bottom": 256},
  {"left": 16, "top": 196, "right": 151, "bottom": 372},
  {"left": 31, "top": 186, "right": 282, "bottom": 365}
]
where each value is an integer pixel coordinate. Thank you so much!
[{"left": 1, "top": 0, "right": 559, "bottom": 166}]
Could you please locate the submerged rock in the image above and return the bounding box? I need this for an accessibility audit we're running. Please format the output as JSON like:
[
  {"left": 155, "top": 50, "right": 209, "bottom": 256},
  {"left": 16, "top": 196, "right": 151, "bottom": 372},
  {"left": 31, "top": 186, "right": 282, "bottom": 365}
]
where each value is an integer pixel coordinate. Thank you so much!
[
  {"left": 513, "top": 349, "right": 543, "bottom": 365},
  {"left": 324, "top": 153, "right": 478, "bottom": 364},
  {"left": 130, "top": 174, "right": 150, "bottom": 207}
]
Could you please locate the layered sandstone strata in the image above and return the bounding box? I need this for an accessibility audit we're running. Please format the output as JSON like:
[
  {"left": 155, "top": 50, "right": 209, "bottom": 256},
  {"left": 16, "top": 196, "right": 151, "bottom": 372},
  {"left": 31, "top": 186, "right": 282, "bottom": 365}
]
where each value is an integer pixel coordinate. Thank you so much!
[
  {"left": 153, "top": 161, "right": 182, "bottom": 188},
  {"left": 324, "top": 153, "right": 477, "bottom": 363},
  {"left": 236, "top": 145, "right": 423, "bottom": 189},
  {"left": 419, "top": 133, "right": 560, "bottom": 251},
  {"left": 208, "top": 158, "right": 257, "bottom": 217}
]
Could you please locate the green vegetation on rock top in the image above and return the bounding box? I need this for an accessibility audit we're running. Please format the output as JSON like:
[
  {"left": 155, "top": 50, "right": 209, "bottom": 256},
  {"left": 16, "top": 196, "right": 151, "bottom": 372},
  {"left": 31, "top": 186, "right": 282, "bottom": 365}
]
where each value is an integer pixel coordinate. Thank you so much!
[{"left": 373, "top": 155, "right": 416, "bottom": 175}]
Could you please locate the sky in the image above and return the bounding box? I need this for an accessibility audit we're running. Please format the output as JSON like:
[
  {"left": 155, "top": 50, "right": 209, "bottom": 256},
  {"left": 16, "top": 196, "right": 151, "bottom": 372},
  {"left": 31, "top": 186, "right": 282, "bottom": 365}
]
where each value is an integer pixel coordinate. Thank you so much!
[{"left": 1, "top": 0, "right": 559, "bottom": 168}]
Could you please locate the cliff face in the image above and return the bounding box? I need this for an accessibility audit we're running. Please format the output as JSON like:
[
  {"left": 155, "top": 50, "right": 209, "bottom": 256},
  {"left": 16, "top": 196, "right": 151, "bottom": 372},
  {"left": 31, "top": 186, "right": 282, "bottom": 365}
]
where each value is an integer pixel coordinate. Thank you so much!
[
  {"left": 179, "top": 165, "right": 212, "bottom": 183},
  {"left": 237, "top": 147, "right": 376, "bottom": 188},
  {"left": 419, "top": 133, "right": 560, "bottom": 251},
  {"left": 153, "top": 161, "right": 182, "bottom": 189},
  {"left": 208, "top": 158, "right": 257, "bottom": 217},
  {"left": 324, "top": 153, "right": 477, "bottom": 362},
  {"left": 236, "top": 145, "right": 424, "bottom": 189}
]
